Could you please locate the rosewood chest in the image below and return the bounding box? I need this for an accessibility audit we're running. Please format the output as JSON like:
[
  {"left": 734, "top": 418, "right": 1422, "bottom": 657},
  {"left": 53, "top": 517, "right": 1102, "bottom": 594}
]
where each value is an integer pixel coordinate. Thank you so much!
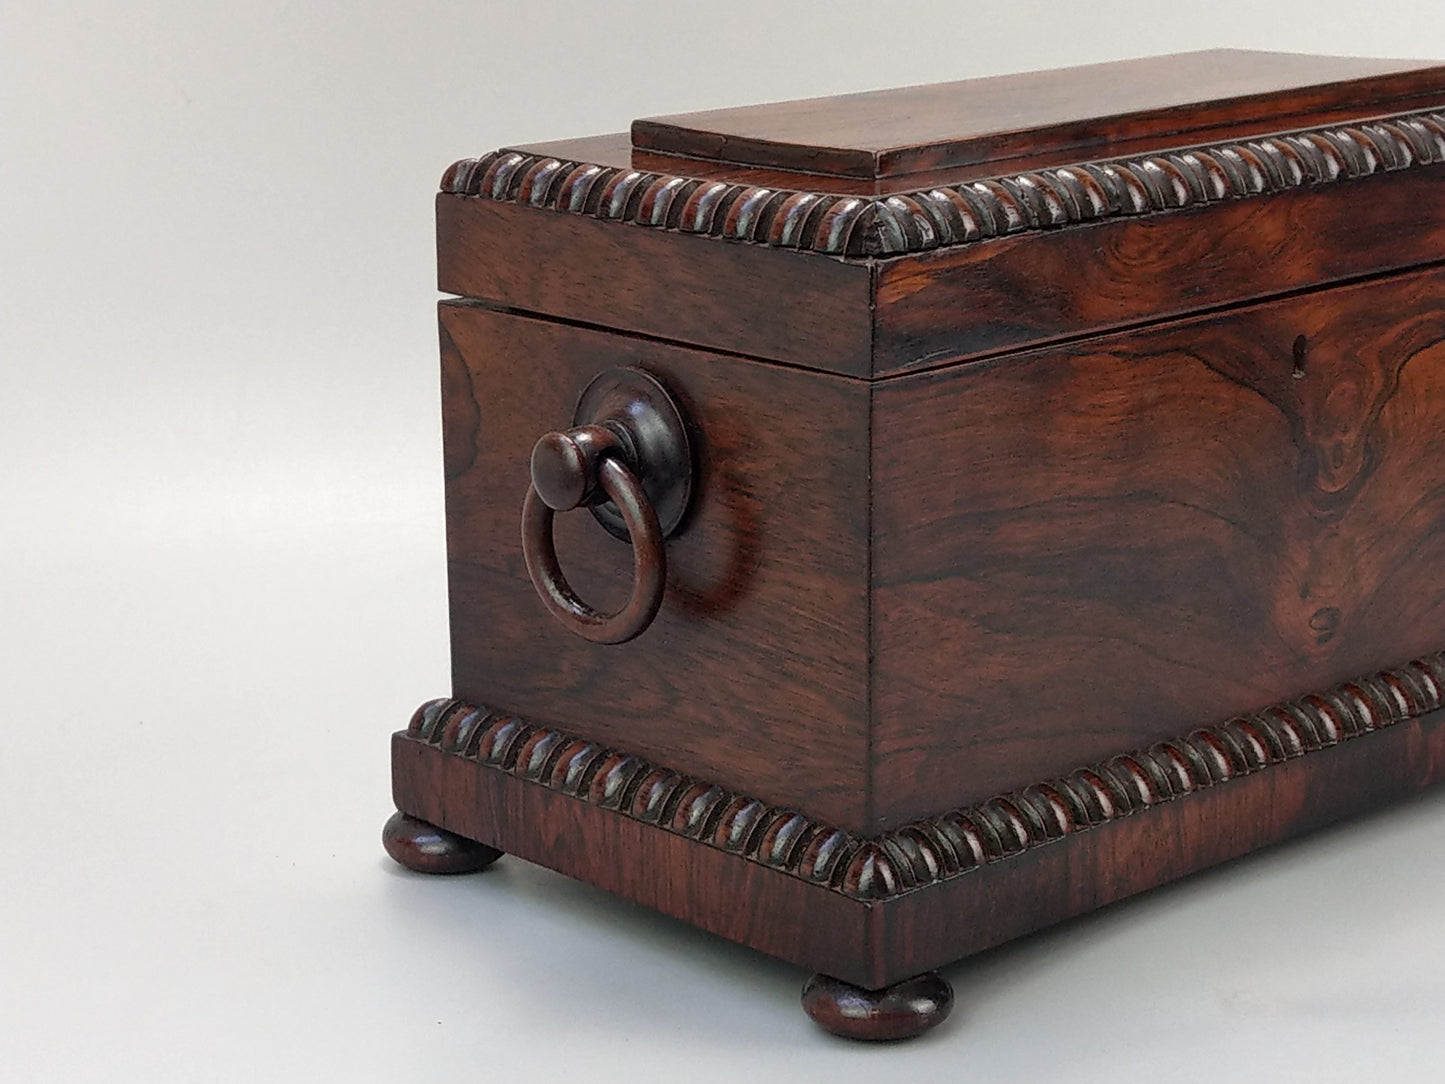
[{"left": 384, "top": 49, "right": 1445, "bottom": 1041}]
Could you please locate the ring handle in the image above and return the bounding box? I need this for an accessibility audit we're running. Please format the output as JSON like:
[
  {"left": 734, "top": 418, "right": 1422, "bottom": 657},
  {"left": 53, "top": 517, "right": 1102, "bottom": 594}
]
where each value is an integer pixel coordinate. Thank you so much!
[
  {"left": 522, "top": 453, "right": 665, "bottom": 644},
  {"left": 519, "top": 368, "right": 692, "bottom": 645}
]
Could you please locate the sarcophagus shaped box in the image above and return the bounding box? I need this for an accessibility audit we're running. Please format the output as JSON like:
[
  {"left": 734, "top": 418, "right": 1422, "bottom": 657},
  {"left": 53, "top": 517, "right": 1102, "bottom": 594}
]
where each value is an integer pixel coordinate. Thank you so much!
[{"left": 385, "top": 49, "right": 1445, "bottom": 1040}]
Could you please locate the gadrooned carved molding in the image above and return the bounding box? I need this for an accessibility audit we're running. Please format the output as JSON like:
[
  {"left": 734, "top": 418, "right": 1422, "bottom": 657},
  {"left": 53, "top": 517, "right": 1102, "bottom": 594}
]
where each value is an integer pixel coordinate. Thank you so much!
[
  {"left": 441, "top": 108, "right": 1445, "bottom": 257},
  {"left": 407, "top": 651, "right": 1445, "bottom": 901}
]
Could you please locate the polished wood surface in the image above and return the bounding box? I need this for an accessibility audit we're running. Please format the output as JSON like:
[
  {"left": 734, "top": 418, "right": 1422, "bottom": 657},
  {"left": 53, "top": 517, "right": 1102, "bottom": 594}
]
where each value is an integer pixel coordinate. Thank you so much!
[
  {"left": 439, "top": 300, "right": 873, "bottom": 829},
  {"left": 435, "top": 193, "right": 873, "bottom": 376},
  {"left": 391, "top": 701, "right": 1445, "bottom": 988},
  {"left": 522, "top": 455, "right": 665, "bottom": 644},
  {"left": 870, "top": 262, "right": 1445, "bottom": 826},
  {"left": 801, "top": 972, "right": 953, "bottom": 1041},
  {"left": 632, "top": 50, "right": 1445, "bottom": 180},
  {"left": 481, "top": 108, "right": 1445, "bottom": 257},
  {"left": 529, "top": 102, "right": 1445, "bottom": 196},
  {"left": 403, "top": 55, "right": 1445, "bottom": 1033},
  {"left": 396, "top": 650, "right": 1443, "bottom": 907},
  {"left": 392, "top": 730, "right": 873, "bottom": 980},
  {"left": 521, "top": 367, "right": 692, "bottom": 644},
  {"left": 433, "top": 231, "right": 1445, "bottom": 836},
  {"left": 879, "top": 702, "right": 1445, "bottom": 980},
  {"left": 381, "top": 811, "right": 502, "bottom": 875},
  {"left": 871, "top": 164, "right": 1445, "bottom": 374},
  {"left": 443, "top": 114, "right": 1445, "bottom": 374}
]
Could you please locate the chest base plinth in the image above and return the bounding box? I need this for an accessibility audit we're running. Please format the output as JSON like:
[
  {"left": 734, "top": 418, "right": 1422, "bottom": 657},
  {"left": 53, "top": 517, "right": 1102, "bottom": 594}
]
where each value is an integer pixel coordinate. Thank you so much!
[{"left": 387, "top": 651, "right": 1445, "bottom": 1034}]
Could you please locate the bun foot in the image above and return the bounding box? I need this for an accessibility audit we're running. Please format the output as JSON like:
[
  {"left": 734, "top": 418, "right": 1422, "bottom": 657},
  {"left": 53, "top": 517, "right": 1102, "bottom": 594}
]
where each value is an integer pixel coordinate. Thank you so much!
[
  {"left": 382, "top": 811, "right": 503, "bottom": 875},
  {"left": 801, "top": 971, "right": 953, "bottom": 1041}
]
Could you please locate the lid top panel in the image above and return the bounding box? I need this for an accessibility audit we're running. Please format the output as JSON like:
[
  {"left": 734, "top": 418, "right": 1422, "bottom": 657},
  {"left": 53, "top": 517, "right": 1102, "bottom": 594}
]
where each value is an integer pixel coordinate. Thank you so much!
[{"left": 630, "top": 50, "right": 1445, "bottom": 179}]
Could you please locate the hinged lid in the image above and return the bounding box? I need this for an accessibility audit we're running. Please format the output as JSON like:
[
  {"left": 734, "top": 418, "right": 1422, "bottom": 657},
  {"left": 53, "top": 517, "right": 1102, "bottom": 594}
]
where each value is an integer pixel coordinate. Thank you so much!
[
  {"left": 440, "top": 49, "right": 1445, "bottom": 378},
  {"left": 631, "top": 49, "right": 1445, "bottom": 183}
]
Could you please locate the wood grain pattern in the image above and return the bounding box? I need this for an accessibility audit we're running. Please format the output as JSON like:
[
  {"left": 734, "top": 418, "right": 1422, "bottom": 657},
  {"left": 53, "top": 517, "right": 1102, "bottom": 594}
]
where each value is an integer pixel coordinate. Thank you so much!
[
  {"left": 413, "top": 53, "right": 1445, "bottom": 1010},
  {"left": 398, "top": 647, "right": 1443, "bottom": 899},
  {"left": 443, "top": 108, "right": 1445, "bottom": 257},
  {"left": 391, "top": 729, "right": 874, "bottom": 984},
  {"left": 870, "top": 263, "right": 1445, "bottom": 827},
  {"left": 439, "top": 300, "right": 873, "bottom": 829},
  {"left": 391, "top": 689, "right": 1445, "bottom": 987},
  {"left": 400, "top": 696, "right": 863, "bottom": 892},
  {"left": 631, "top": 50, "right": 1445, "bottom": 179},
  {"left": 443, "top": 115, "right": 1445, "bottom": 377},
  {"left": 870, "top": 161, "right": 1445, "bottom": 374},
  {"left": 877, "top": 700, "right": 1445, "bottom": 984},
  {"left": 435, "top": 193, "right": 873, "bottom": 376}
]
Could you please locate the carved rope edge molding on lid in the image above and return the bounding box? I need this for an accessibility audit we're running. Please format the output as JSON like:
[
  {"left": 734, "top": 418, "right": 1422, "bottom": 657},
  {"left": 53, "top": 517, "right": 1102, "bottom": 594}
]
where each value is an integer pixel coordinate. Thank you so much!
[
  {"left": 405, "top": 650, "right": 1445, "bottom": 902},
  {"left": 440, "top": 108, "right": 1445, "bottom": 257}
]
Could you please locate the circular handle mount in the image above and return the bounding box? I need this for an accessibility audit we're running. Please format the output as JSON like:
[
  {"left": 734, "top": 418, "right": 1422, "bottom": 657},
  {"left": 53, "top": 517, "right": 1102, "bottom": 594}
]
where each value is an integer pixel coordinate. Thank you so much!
[{"left": 520, "top": 368, "right": 693, "bottom": 645}]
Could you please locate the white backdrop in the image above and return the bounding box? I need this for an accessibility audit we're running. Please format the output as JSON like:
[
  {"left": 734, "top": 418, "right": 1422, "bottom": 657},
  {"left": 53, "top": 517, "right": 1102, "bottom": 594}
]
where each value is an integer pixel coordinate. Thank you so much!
[{"left": 4, "top": 3, "right": 1445, "bottom": 1080}]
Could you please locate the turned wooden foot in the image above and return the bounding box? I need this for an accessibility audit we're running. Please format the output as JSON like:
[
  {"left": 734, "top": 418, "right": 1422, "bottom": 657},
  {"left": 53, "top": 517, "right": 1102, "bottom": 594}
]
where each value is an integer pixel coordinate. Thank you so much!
[
  {"left": 801, "top": 971, "right": 953, "bottom": 1041},
  {"left": 382, "top": 811, "right": 503, "bottom": 874}
]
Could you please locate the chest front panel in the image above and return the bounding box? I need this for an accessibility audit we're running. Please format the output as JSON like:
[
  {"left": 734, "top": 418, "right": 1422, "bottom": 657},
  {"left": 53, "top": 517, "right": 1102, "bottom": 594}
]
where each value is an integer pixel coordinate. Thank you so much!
[{"left": 870, "top": 262, "right": 1445, "bottom": 829}]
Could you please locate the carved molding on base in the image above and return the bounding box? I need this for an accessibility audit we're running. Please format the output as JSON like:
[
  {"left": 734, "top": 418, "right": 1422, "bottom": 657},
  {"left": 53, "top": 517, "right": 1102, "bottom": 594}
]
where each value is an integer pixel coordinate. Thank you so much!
[
  {"left": 407, "top": 651, "right": 1445, "bottom": 901},
  {"left": 441, "top": 108, "right": 1445, "bottom": 256}
]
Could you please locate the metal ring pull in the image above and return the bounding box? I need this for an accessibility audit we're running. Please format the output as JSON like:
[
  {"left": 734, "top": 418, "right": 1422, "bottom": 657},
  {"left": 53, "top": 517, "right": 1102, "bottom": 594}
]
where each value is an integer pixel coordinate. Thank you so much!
[{"left": 519, "top": 368, "right": 693, "bottom": 645}]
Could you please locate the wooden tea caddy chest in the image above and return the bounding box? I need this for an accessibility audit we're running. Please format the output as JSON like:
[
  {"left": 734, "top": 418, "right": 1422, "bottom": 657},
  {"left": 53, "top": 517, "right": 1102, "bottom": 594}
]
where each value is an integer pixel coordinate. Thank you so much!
[{"left": 385, "top": 50, "right": 1445, "bottom": 1040}]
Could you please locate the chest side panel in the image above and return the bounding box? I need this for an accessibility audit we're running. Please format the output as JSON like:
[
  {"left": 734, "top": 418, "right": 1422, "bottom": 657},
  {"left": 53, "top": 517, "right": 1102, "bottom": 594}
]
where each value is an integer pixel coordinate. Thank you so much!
[
  {"left": 440, "top": 302, "right": 871, "bottom": 829},
  {"left": 436, "top": 194, "right": 874, "bottom": 377},
  {"left": 870, "top": 263, "right": 1445, "bottom": 829}
]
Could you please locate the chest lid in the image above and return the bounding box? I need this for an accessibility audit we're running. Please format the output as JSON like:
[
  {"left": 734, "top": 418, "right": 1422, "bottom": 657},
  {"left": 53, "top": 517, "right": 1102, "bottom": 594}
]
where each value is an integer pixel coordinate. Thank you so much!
[
  {"left": 440, "top": 49, "right": 1445, "bottom": 378},
  {"left": 629, "top": 50, "right": 1445, "bottom": 186}
]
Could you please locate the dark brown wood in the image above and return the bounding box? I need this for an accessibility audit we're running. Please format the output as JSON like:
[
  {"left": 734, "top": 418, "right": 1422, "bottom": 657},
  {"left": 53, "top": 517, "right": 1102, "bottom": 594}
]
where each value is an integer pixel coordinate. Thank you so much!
[
  {"left": 530, "top": 426, "right": 626, "bottom": 516},
  {"left": 878, "top": 702, "right": 1445, "bottom": 980},
  {"left": 521, "top": 367, "right": 691, "bottom": 644},
  {"left": 401, "top": 53, "right": 1445, "bottom": 1034},
  {"left": 801, "top": 972, "right": 953, "bottom": 1041},
  {"left": 397, "top": 651, "right": 1443, "bottom": 907},
  {"left": 390, "top": 684, "right": 1445, "bottom": 987},
  {"left": 439, "top": 300, "right": 872, "bottom": 830},
  {"left": 523, "top": 456, "right": 664, "bottom": 645},
  {"left": 870, "top": 262, "right": 1445, "bottom": 827},
  {"left": 562, "top": 366, "right": 694, "bottom": 541},
  {"left": 632, "top": 50, "right": 1445, "bottom": 180},
  {"left": 391, "top": 730, "right": 874, "bottom": 981},
  {"left": 528, "top": 103, "right": 1445, "bottom": 197},
  {"left": 444, "top": 106, "right": 1445, "bottom": 375},
  {"left": 871, "top": 162, "right": 1445, "bottom": 374},
  {"left": 381, "top": 811, "right": 503, "bottom": 875},
  {"left": 395, "top": 653, "right": 1445, "bottom": 907},
  {"left": 459, "top": 107, "right": 1445, "bottom": 259},
  {"left": 435, "top": 193, "right": 874, "bottom": 376}
]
